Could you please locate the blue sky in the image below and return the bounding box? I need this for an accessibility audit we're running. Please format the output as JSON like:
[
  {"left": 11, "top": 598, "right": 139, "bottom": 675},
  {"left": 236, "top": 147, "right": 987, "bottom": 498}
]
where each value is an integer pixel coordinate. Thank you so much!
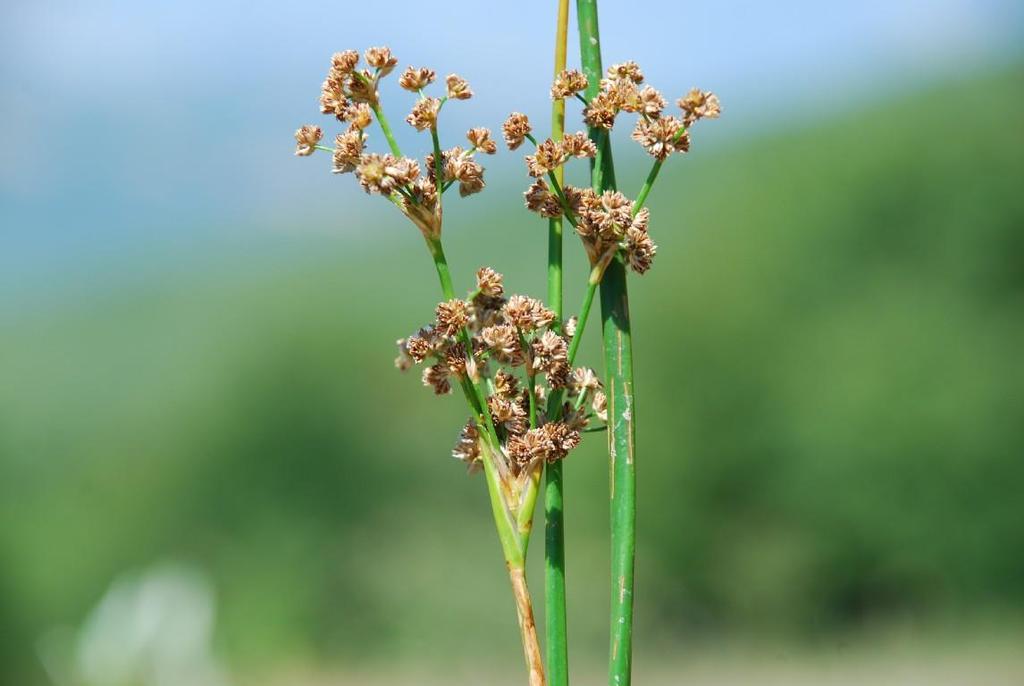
[{"left": 1, "top": 0, "right": 1021, "bottom": 306}]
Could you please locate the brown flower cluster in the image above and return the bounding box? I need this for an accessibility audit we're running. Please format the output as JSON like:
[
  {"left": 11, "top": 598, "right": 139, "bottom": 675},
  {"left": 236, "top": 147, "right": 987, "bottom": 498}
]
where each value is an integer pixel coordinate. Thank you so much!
[
  {"left": 396, "top": 268, "right": 605, "bottom": 474},
  {"left": 521, "top": 131, "right": 597, "bottom": 177},
  {"left": 296, "top": 48, "right": 492, "bottom": 239},
  {"left": 558, "top": 60, "right": 718, "bottom": 160}
]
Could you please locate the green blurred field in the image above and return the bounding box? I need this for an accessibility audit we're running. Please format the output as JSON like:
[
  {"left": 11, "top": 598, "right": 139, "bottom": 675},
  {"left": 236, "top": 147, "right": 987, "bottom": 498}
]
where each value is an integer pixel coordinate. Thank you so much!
[{"left": 1, "top": 67, "right": 1022, "bottom": 683}]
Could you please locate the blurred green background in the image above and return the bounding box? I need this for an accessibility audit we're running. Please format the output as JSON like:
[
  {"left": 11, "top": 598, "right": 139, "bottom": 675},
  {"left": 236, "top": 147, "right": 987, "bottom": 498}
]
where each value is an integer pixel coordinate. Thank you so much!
[{"left": 2, "top": 1, "right": 1024, "bottom": 684}]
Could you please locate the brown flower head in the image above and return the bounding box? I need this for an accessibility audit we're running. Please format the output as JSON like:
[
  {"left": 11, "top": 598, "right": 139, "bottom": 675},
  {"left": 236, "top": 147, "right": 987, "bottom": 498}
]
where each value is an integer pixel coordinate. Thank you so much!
[
  {"left": 524, "top": 179, "right": 563, "bottom": 218},
  {"left": 551, "top": 69, "right": 589, "bottom": 99},
  {"left": 476, "top": 266, "right": 504, "bottom": 297},
  {"left": 435, "top": 299, "right": 470, "bottom": 337},
  {"left": 590, "top": 190, "right": 634, "bottom": 240},
  {"left": 332, "top": 129, "right": 365, "bottom": 174},
  {"left": 503, "top": 295, "right": 555, "bottom": 332},
  {"left": 294, "top": 125, "right": 322, "bottom": 156},
  {"left": 592, "top": 390, "right": 608, "bottom": 421},
  {"left": 606, "top": 61, "right": 644, "bottom": 84},
  {"left": 405, "top": 326, "right": 442, "bottom": 362},
  {"left": 343, "top": 103, "right": 374, "bottom": 130},
  {"left": 422, "top": 363, "right": 451, "bottom": 395},
  {"left": 531, "top": 330, "right": 568, "bottom": 375},
  {"left": 345, "top": 70, "right": 378, "bottom": 104},
  {"left": 525, "top": 138, "right": 566, "bottom": 177},
  {"left": 364, "top": 46, "right": 398, "bottom": 76},
  {"left": 446, "top": 74, "right": 473, "bottom": 100},
  {"left": 678, "top": 88, "right": 721, "bottom": 126},
  {"left": 452, "top": 157, "right": 486, "bottom": 197},
  {"left": 541, "top": 422, "right": 581, "bottom": 461},
  {"left": 320, "top": 75, "right": 348, "bottom": 118},
  {"left": 331, "top": 50, "right": 360, "bottom": 74},
  {"left": 571, "top": 367, "right": 602, "bottom": 394},
  {"left": 502, "top": 112, "right": 532, "bottom": 150},
  {"left": 637, "top": 86, "right": 667, "bottom": 117},
  {"left": 406, "top": 97, "right": 441, "bottom": 131},
  {"left": 452, "top": 419, "right": 482, "bottom": 472},
  {"left": 623, "top": 208, "right": 657, "bottom": 274},
  {"left": 507, "top": 428, "right": 553, "bottom": 471},
  {"left": 355, "top": 153, "right": 419, "bottom": 194},
  {"left": 493, "top": 370, "right": 520, "bottom": 399},
  {"left": 631, "top": 115, "right": 689, "bottom": 160},
  {"left": 481, "top": 324, "right": 521, "bottom": 364},
  {"left": 560, "top": 132, "right": 597, "bottom": 158},
  {"left": 466, "top": 127, "right": 497, "bottom": 154},
  {"left": 488, "top": 395, "right": 528, "bottom": 435},
  {"left": 606, "top": 78, "right": 641, "bottom": 112},
  {"left": 583, "top": 91, "right": 618, "bottom": 130},
  {"left": 399, "top": 66, "right": 436, "bottom": 91}
]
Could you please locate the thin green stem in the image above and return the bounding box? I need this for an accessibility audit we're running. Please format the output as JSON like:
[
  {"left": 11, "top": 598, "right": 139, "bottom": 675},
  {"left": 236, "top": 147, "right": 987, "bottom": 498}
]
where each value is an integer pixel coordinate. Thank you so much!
[
  {"left": 632, "top": 129, "right": 686, "bottom": 214},
  {"left": 547, "top": 3, "right": 571, "bottom": 682},
  {"left": 578, "top": 3, "right": 636, "bottom": 686},
  {"left": 370, "top": 102, "right": 403, "bottom": 158}
]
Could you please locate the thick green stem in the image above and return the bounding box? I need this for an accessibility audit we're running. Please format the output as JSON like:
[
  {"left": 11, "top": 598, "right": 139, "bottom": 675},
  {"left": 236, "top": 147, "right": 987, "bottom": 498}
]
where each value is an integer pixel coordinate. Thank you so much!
[
  {"left": 546, "top": 3, "right": 571, "bottom": 683},
  {"left": 577, "top": 3, "right": 636, "bottom": 685}
]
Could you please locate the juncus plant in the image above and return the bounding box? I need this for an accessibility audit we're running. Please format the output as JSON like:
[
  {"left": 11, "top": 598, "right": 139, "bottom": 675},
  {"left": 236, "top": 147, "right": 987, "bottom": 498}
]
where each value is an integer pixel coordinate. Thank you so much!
[{"left": 292, "top": 6, "right": 718, "bottom": 683}]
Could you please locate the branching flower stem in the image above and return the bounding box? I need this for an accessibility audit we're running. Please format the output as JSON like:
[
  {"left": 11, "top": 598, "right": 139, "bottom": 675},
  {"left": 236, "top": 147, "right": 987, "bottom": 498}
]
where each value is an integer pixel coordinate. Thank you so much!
[{"left": 366, "top": 95, "right": 544, "bottom": 684}]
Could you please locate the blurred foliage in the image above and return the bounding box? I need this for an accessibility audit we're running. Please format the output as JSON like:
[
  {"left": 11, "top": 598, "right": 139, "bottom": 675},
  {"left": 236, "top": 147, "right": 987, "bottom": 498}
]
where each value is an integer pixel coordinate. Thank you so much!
[{"left": 1, "top": 68, "right": 1022, "bottom": 683}]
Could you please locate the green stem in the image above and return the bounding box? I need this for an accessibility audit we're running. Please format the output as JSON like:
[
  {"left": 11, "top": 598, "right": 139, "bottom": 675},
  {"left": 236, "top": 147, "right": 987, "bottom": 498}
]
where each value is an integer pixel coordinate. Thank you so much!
[
  {"left": 632, "top": 128, "right": 686, "bottom": 213},
  {"left": 546, "top": 2, "right": 571, "bottom": 683},
  {"left": 370, "top": 102, "right": 403, "bottom": 158},
  {"left": 577, "top": 3, "right": 636, "bottom": 686}
]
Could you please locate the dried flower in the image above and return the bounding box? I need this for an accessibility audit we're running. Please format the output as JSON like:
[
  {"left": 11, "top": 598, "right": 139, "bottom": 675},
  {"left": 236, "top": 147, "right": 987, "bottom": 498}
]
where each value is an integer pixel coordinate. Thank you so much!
[
  {"left": 476, "top": 267, "right": 504, "bottom": 297},
  {"left": 407, "top": 97, "right": 441, "bottom": 131},
  {"left": 452, "top": 157, "right": 486, "bottom": 197},
  {"left": 452, "top": 419, "right": 482, "bottom": 472},
  {"left": 344, "top": 103, "right": 374, "bottom": 130},
  {"left": 551, "top": 69, "right": 589, "bottom": 100},
  {"left": 481, "top": 324, "right": 522, "bottom": 364},
  {"left": 571, "top": 367, "right": 602, "bottom": 394},
  {"left": 560, "top": 132, "right": 597, "bottom": 158},
  {"left": 583, "top": 91, "right": 618, "bottom": 130},
  {"left": 422, "top": 363, "right": 451, "bottom": 395},
  {"left": 320, "top": 75, "right": 348, "bottom": 118},
  {"left": 446, "top": 74, "right": 473, "bottom": 100},
  {"left": 606, "top": 61, "right": 644, "bottom": 84},
  {"left": 331, "top": 50, "right": 360, "bottom": 74},
  {"left": 637, "top": 86, "right": 667, "bottom": 117},
  {"left": 526, "top": 138, "right": 565, "bottom": 177},
  {"left": 332, "top": 129, "right": 365, "bottom": 174},
  {"left": 365, "top": 46, "right": 398, "bottom": 76},
  {"left": 493, "top": 370, "right": 520, "bottom": 399},
  {"left": 394, "top": 338, "right": 414, "bottom": 371},
  {"left": 503, "top": 295, "right": 555, "bottom": 332},
  {"left": 467, "top": 127, "right": 497, "bottom": 154},
  {"left": 541, "top": 422, "right": 581, "bottom": 461},
  {"left": 436, "top": 299, "right": 470, "bottom": 337},
  {"left": 631, "top": 115, "right": 689, "bottom": 160},
  {"left": 405, "top": 326, "right": 441, "bottom": 362},
  {"left": 502, "top": 112, "right": 532, "bottom": 150},
  {"left": 531, "top": 330, "right": 568, "bottom": 374},
  {"left": 623, "top": 208, "right": 656, "bottom": 274},
  {"left": 345, "top": 70, "right": 379, "bottom": 104},
  {"left": 355, "top": 153, "right": 419, "bottom": 194},
  {"left": 592, "top": 390, "right": 608, "bottom": 421},
  {"left": 564, "top": 316, "right": 577, "bottom": 338},
  {"left": 294, "top": 125, "right": 322, "bottom": 156},
  {"left": 524, "top": 179, "right": 563, "bottom": 218},
  {"left": 399, "top": 66, "right": 436, "bottom": 91},
  {"left": 678, "top": 88, "right": 721, "bottom": 126}
]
